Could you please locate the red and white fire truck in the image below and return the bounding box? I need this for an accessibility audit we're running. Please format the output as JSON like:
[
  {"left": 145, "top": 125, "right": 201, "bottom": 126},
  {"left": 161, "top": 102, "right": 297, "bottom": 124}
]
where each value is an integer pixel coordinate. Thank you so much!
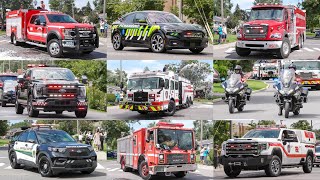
[
  {"left": 117, "top": 122, "right": 197, "bottom": 180},
  {"left": 6, "top": 9, "right": 99, "bottom": 57},
  {"left": 253, "top": 60, "right": 279, "bottom": 80},
  {"left": 236, "top": 3, "right": 306, "bottom": 59},
  {"left": 119, "top": 70, "right": 194, "bottom": 116}
]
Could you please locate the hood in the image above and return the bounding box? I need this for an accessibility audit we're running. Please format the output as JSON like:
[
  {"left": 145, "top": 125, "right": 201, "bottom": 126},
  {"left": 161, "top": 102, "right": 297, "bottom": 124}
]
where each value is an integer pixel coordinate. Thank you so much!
[
  {"left": 47, "top": 142, "right": 90, "bottom": 148},
  {"left": 159, "top": 23, "right": 205, "bottom": 32},
  {"left": 32, "top": 79, "right": 81, "bottom": 85},
  {"left": 227, "top": 138, "right": 280, "bottom": 143},
  {"left": 48, "top": 23, "right": 94, "bottom": 29},
  {"left": 245, "top": 20, "right": 284, "bottom": 27}
]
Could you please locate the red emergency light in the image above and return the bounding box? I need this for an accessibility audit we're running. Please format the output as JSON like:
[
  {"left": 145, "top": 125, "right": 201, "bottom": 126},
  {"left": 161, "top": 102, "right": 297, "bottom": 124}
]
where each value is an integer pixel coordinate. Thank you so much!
[
  {"left": 27, "top": 64, "right": 47, "bottom": 68},
  {"left": 156, "top": 122, "right": 184, "bottom": 127}
]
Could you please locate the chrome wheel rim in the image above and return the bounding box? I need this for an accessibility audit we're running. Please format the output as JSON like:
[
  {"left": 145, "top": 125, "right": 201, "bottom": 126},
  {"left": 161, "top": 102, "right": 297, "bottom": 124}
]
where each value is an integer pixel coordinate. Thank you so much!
[
  {"left": 40, "top": 159, "right": 49, "bottom": 174},
  {"left": 271, "top": 159, "right": 280, "bottom": 174},
  {"left": 113, "top": 34, "right": 121, "bottom": 49},
  {"left": 151, "top": 35, "right": 164, "bottom": 52},
  {"left": 283, "top": 41, "right": 289, "bottom": 55},
  {"left": 307, "top": 156, "right": 312, "bottom": 170},
  {"left": 49, "top": 42, "right": 60, "bottom": 55}
]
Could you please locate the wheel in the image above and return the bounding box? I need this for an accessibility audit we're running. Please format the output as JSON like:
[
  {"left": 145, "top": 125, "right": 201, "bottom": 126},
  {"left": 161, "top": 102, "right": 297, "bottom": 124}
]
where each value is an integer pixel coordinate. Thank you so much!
[
  {"left": 186, "top": 98, "right": 190, "bottom": 107},
  {"left": 11, "top": 33, "right": 20, "bottom": 46},
  {"left": 9, "top": 152, "right": 21, "bottom": 169},
  {"left": 47, "top": 39, "right": 63, "bottom": 58},
  {"left": 81, "top": 169, "right": 95, "bottom": 174},
  {"left": 15, "top": 99, "right": 23, "bottom": 114},
  {"left": 303, "top": 154, "right": 313, "bottom": 173},
  {"left": 38, "top": 156, "right": 54, "bottom": 177},
  {"left": 121, "top": 159, "right": 130, "bottom": 172},
  {"left": 150, "top": 33, "right": 166, "bottom": 53},
  {"left": 317, "top": 165, "right": 320, "bottom": 167},
  {"left": 277, "top": 38, "right": 291, "bottom": 59},
  {"left": 173, "top": 171, "right": 187, "bottom": 178},
  {"left": 138, "top": 111, "right": 148, "bottom": 115},
  {"left": 236, "top": 46, "right": 251, "bottom": 56},
  {"left": 82, "top": 50, "right": 93, "bottom": 54},
  {"left": 27, "top": 95, "right": 39, "bottom": 117},
  {"left": 139, "top": 160, "right": 153, "bottom": 180},
  {"left": 55, "top": 111, "right": 63, "bottom": 115},
  {"left": 1, "top": 101, "right": 6, "bottom": 107},
  {"left": 284, "top": 102, "right": 290, "bottom": 118},
  {"left": 223, "top": 165, "right": 241, "bottom": 178},
  {"left": 166, "top": 100, "right": 176, "bottom": 116},
  {"left": 237, "top": 105, "right": 244, "bottom": 112},
  {"left": 112, "top": 32, "right": 124, "bottom": 50},
  {"left": 75, "top": 110, "right": 87, "bottom": 118},
  {"left": 278, "top": 106, "right": 283, "bottom": 116},
  {"left": 295, "top": 36, "right": 303, "bottom": 50},
  {"left": 189, "top": 48, "right": 204, "bottom": 54},
  {"left": 228, "top": 99, "right": 235, "bottom": 114},
  {"left": 265, "top": 155, "right": 281, "bottom": 177},
  {"left": 293, "top": 108, "right": 300, "bottom": 115}
]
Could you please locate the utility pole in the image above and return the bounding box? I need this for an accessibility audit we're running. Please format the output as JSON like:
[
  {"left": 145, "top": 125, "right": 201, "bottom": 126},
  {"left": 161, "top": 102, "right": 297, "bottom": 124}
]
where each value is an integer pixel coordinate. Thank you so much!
[
  {"left": 103, "top": 0, "right": 106, "bottom": 20},
  {"left": 200, "top": 120, "right": 203, "bottom": 146},
  {"left": 221, "top": 0, "right": 224, "bottom": 25},
  {"left": 120, "top": 60, "right": 122, "bottom": 87},
  {"left": 230, "top": 120, "right": 233, "bottom": 139},
  {"left": 178, "top": 0, "right": 183, "bottom": 21},
  {"left": 72, "top": 1, "right": 75, "bottom": 18},
  {"left": 77, "top": 120, "right": 79, "bottom": 135}
]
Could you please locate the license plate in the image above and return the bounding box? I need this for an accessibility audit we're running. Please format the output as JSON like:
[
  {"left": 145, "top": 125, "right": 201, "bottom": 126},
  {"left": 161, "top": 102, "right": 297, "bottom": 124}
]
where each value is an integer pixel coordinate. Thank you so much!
[{"left": 64, "top": 41, "right": 75, "bottom": 47}]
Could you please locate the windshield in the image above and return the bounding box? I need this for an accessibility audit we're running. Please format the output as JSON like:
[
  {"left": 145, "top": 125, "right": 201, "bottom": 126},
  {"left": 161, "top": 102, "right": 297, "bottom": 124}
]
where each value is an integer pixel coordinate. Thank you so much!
[
  {"left": 316, "top": 146, "right": 320, "bottom": 152},
  {"left": 3, "top": 80, "right": 17, "bottom": 92},
  {"left": 293, "top": 61, "right": 320, "bottom": 70},
  {"left": 157, "top": 129, "right": 193, "bottom": 150},
  {"left": 128, "top": 77, "right": 160, "bottom": 90},
  {"left": 32, "top": 69, "right": 76, "bottom": 81},
  {"left": 0, "top": 76, "right": 17, "bottom": 82},
  {"left": 227, "top": 73, "right": 241, "bottom": 87},
  {"left": 46, "top": 14, "right": 77, "bottom": 23},
  {"left": 243, "top": 129, "right": 280, "bottom": 138},
  {"left": 148, "top": 12, "right": 182, "bottom": 23},
  {"left": 37, "top": 130, "right": 76, "bottom": 144},
  {"left": 264, "top": 66, "right": 277, "bottom": 70},
  {"left": 281, "top": 69, "right": 295, "bottom": 87},
  {"left": 250, "top": 8, "right": 284, "bottom": 21}
]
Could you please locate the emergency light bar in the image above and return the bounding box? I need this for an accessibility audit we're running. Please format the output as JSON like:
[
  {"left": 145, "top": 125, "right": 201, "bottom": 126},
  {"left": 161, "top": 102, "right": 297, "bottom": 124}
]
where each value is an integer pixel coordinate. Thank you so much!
[
  {"left": 31, "top": 124, "right": 58, "bottom": 130},
  {"left": 256, "top": 124, "right": 286, "bottom": 128},
  {"left": 156, "top": 122, "right": 184, "bottom": 127},
  {"left": 27, "top": 64, "right": 47, "bottom": 68}
]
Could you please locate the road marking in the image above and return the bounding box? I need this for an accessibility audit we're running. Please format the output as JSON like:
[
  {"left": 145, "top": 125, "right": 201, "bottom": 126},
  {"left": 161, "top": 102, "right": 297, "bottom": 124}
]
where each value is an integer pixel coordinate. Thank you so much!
[
  {"left": 108, "top": 168, "right": 120, "bottom": 171},
  {"left": 0, "top": 157, "right": 7, "bottom": 159},
  {"left": 4, "top": 166, "right": 12, "bottom": 169},
  {"left": 303, "top": 47, "right": 314, "bottom": 52},
  {"left": 314, "top": 48, "right": 320, "bottom": 51},
  {"left": 96, "top": 163, "right": 105, "bottom": 170},
  {"left": 225, "top": 48, "right": 235, "bottom": 53},
  {"left": 296, "top": 49, "right": 303, "bottom": 52},
  {"left": 0, "top": 163, "right": 5, "bottom": 167}
]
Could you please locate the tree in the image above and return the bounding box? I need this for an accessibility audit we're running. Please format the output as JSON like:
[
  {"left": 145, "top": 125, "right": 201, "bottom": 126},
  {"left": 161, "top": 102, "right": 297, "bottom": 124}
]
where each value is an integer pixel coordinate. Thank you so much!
[
  {"left": 213, "top": 121, "right": 230, "bottom": 147},
  {"left": 213, "top": 60, "right": 254, "bottom": 78},
  {"left": 82, "top": 1, "right": 92, "bottom": 16},
  {"left": 102, "top": 120, "right": 130, "bottom": 150},
  {"left": 183, "top": 0, "right": 214, "bottom": 26},
  {"left": 291, "top": 120, "right": 312, "bottom": 130},
  {"left": 302, "top": 0, "right": 320, "bottom": 31},
  {"left": 143, "top": 66, "right": 150, "bottom": 72},
  {"left": 10, "top": 120, "right": 33, "bottom": 129},
  {"left": 248, "top": 120, "right": 276, "bottom": 129},
  {"left": 0, "top": 121, "right": 8, "bottom": 136},
  {"left": 253, "top": 0, "right": 281, "bottom": 5},
  {"left": 194, "top": 120, "right": 214, "bottom": 141},
  {"left": 170, "top": 5, "right": 179, "bottom": 17}
]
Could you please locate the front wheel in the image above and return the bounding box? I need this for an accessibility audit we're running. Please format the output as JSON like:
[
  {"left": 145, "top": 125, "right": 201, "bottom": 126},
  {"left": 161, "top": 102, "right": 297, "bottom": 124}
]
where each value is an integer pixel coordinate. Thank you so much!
[
  {"left": 47, "top": 39, "right": 63, "bottom": 58},
  {"left": 228, "top": 99, "right": 235, "bottom": 114},
  {"left": 38, "top": 156, "right": 54, "bottom": 177},
  {"left": 237, "top": 105, "right": 244, "bottom": 112},
  {"left": 75, "top": 110, "right": 87, "bottom": 118},
  {"left": 303, "top": 154, "right": 313, "bottom": 173},
  {"left": 189, "top": 48, "right": 204, "bottom": 54},
  {"left": 112, "top": 32, "right": 124, "bottom": 50},
  {"left": 173, "top": 171, "right": 187, "bottom": 178},
  {"left": 139, "top": 160, "right": 153, "bottom": 180},
  {"left": 284, "top": 102, "right": 290, "bottom": 118},
  {"left": 150, "top": 33, "right": 166, "bottom": 53},
  {"left": 277, "top": 38, "right": 291, "bottom": 59},
  {"left": 265, "top": 155, "right": 281, "bottom": 177},
  {"left": 166, "top": 100, "right": 176, "bottom": 116},
  {"left": 15, "top": 99, "right": 24, "bottom": 114},
  {"left": 223, "top": 165, "right": 241, "bottom": 178},
  {"left": 9, "top": 152, "right": 21, "bottom": 169},
  {"left": 236, "top": 46, "right": 251, "bottom": 56}
]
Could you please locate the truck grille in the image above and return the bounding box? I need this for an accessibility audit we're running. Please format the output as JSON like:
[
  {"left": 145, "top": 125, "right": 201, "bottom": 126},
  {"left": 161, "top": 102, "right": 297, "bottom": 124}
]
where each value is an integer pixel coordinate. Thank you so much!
[
  {"left": 133, "top": 92, "right": 148, "bottom": 102},
  {"left": 226, "top": 142, "right": 259, "bottom": 155},
  {"left": 244, "top": 25, "right": 268, "bottom": 39},
  {"left": 167, "top": 154, "right": 188, "bottom": 164},
  {"left": 45, "top": 85, "right": 78, "bottom": 97},
  {"left": 300, "top": 72, "right": 313, "bottom": 79},
  {"left": 67, "top": 148, "right": 90, "bottom": 156}
]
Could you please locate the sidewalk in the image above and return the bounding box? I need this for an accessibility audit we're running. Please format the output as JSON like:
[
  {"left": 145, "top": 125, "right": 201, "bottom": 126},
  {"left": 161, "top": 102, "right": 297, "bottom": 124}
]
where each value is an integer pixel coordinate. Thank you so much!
[
  {"left": 197, "top": 164, "right": 214, "bottom": 170},
  {"left": 96, "top": 151, "right": 107, "bottom": 160},
  {"left": 213, "top": 165, "right": 223, "bottom": 172},
  {"left": 212, "top": 42, "right": 235, "bottom": 50}
]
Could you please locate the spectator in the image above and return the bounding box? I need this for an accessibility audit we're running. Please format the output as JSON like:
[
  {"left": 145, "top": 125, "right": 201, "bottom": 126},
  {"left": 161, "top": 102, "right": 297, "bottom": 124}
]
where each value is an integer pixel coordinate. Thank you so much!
[
  {"left": 104, "top": 22, "right": 108, "bottom": 37},
  {"left": 78, "top": 131, "right": 83, "bottom": 143},
  {"left": 203, "top": 147, "right": 209, "bottom": 165},
  {"left": 115, "top": 91, "right": 120, "bottom": 105},
  {"left": 100, "top": 20, "right": 105, "bottom": 34},
  {"left": 200, "top": 146, "right": 205, "bottom": 164},
  {"left": 214, "top": 144, "right": 219, "bottom": 169},
  {"left": 100, "top": 131, "right": 105, "bottom": 151},
  {"left": 222, "top": 24, "right": 228, "bottom": 43},
  {"left": 40, "top": 1, "right": 45, "bottom": 9},
  {"left": 93, "top": 129, "right": 101, "bottom": 151},
  {"left": 218, "top": 24, "right": 223, "bottom": 44}
]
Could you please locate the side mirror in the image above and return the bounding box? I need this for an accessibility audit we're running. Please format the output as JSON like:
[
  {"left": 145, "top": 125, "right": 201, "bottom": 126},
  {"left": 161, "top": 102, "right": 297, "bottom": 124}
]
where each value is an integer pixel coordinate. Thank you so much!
[
  {"left": 156, "top": 144, "right": 161, "bottom": 149},
  {"left": 81, "top": 75, "right": 88, "bottom": 84},
  {"left": 159, "top": 79, "right": 165, "bottom": 88},
  {"left": 35, "top": 19, "right": 41, "bottom": 25},
  {"left": 28, "top": 139, "right": 35, "bottom": 143},
  {"left": 17, "top": 75, "right": 24, "bottom": 83}
]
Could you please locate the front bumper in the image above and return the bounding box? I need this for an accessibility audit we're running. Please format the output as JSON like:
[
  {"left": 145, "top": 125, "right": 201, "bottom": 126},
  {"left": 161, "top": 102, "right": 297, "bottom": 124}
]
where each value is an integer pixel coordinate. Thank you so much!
[
  {"left": 51, "top": 157, "right": 97, "bottom": 173},
  {"left": 119, "top": 103, "right": 162, "bottom": 112},
  {"left": 32, "top": 98, "right": 87, "bottom": 112},
  {"left": 165, "top": 35, "right": 208, "bottom": 49},
  {"left": 237, "top": 40, "right": 282, "bottom": 50},
  {"left": 220, "top": 155, "right": 272, "bottom": 168},
  {"left": 149, "top": 164, "right": 197, "bottom": 175}
]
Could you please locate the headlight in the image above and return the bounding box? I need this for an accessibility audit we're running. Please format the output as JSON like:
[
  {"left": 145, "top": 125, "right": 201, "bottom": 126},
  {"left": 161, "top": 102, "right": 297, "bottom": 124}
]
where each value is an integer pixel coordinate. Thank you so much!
[
  {"left": 78, "top": 86, "right": 86, "bottom": 98},
  {"left": 63, "top": 28, "right": 74, "bottom": 39},
  {"left": 34, "top": 85, "right": 43, "bottom": 97},
  {"left": 233, "top": 88, "right": 239, "bottom": 92},
  {"left": 159, "top": 154, "right": 164, "bottom": 160},
  {"left": 88, "top": 146, "right": 94, "bottom": 152},
  {"left": 270, "top": 33, "right": 282, "bottom": 39},
  {"left": 226, "top": 88, "right": 232, "bottom": 92},
  {"left": 237, "top": 32, "right": 242, "bottom": 39},
  {"left": 48, "top": 147, "right": 66, "bottom": 153},
  {"left": 258, "top": 143, "right": 269, "bottom": 153}
]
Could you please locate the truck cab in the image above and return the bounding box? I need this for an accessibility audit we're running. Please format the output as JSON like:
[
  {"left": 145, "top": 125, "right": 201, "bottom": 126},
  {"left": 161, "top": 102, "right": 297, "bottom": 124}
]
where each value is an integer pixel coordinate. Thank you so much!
[{"left": 220, "top": 126, "right": 315, "bottom": 178}]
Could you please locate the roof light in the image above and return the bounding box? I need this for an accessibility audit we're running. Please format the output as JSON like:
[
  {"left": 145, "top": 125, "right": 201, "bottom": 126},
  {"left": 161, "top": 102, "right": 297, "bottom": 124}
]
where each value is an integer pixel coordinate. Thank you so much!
[{"left": 156, "top": 122, "right": 184, "bottom": 127}]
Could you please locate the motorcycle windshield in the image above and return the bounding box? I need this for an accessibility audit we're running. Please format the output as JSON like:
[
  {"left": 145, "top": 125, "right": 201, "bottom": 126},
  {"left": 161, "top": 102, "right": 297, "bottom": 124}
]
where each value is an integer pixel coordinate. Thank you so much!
[
  {"left": 280, "top": 69, "right": 295, "bottom": 88},
  {"left": 227, "top": 74, "right": 241, "bottom": 88}
]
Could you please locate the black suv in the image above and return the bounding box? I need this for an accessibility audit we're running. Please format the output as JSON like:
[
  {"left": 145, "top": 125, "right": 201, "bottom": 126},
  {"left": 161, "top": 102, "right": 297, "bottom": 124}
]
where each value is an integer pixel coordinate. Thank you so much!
[
  {"left": 15, "top": 65, "right": 88, "bottom": 118},
  {"left": 8, "top": 126, "right": 97, "bottom": 177},
  {"left": 111, "top": 11, "right": 208, "bottom": 53}
]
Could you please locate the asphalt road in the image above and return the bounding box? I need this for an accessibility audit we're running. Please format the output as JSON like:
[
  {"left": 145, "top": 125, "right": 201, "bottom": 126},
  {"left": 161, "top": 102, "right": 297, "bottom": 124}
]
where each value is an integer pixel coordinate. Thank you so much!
[
  {"left": 0, "top": 105, "right": 107, "bottom": 120},
  {"left": 213, "top": 81, "right": 320, "bottom": 120},
  {"left": 106, "top": 36, "right": 213, "bottom": 60},
  {"left": 214, "top": 166, "right": 320, "bottom": 179},
  {"left": 212, "top": 38, "right": 320, "bottom": 60},
  {"left": 105, "top": 160, "right": 213, "bottom": 180},
  {"left": 0, "top": 35, "right": 106, "bottom": 60},
  {"left": 106, "top": 102, "right": 213, "bottom": 120}
]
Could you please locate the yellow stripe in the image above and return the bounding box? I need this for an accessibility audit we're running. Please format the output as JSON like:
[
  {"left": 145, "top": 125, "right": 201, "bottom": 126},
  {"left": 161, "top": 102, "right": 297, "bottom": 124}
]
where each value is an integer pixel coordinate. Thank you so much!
[
  {"left": 130, "top": 105, "right": 133, "bottom": 110},
  {"left": 150, "top": 106, "right": 157, "bottom": 111}
]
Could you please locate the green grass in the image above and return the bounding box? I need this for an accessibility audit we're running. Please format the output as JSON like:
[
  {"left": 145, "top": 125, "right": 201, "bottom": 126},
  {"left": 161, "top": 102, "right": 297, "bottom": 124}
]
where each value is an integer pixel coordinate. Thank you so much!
[
  {"left": 306, "top": 32, "right": 315, "bottom": 37},
  {"left": 0, "top": 30, "right": 6, "bottom": 36},
  {"left": 0, "top": 139, "right": 9, "bottom": 146},
  {"left": 213, "top": 80, "right": 267, "bottom": 93},
  {"left": 213, "top": 34, "right": 237, "bottom": 45}
]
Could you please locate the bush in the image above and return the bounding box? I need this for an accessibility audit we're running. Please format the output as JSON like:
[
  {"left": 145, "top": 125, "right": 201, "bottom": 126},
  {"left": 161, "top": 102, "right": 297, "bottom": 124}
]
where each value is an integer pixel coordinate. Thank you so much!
[
  {"left": 208, "top": 150, "right": 214, "bottom": 165},
  {"left": 106, "top": 94, "right": 116, "bottom": 104},
  {"left": 87, "top": 86, "right": 107, "bottom": 111}
]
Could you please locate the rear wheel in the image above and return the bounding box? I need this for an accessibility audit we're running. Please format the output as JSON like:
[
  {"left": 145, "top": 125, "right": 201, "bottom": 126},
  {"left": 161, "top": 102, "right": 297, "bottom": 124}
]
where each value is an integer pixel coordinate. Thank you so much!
[
  {"left": 236, "top": 46, "right": 251, "bottom": 56},
  {"left": 11, "top": 33, "right": 20, "bottom": 46},
  {"left": 237, "top": 105, "right": 244, "bottom": 112},
  {"left": 38, "top": 156, "right": 54, "bottom": 177},
  {"left": 121, "top": 159, "right": 130, "bottom": 172},
  {"left": 27, "top": 95, "right": 39, "bottom": 117},
  {"left": 15, "top": 99, "right": 23, "bottom": 114},
  {"left": 303, "top": 154, "right": 313, "bottom": 173},
  {"left": 1, "top": 101, "right": 6, "bottom": 107},
  {"left": 284, "top": 102, "right": 290, "bottom": 118},
  {"left": 265, "top": 155, "right": 281, "bottom": 177},
  {"left": 75, "top": 110, "right": 87, "bottom": 118},
  {"left": 139, "top": 160, "right": 153, "bottom": 180},
  {"left": 166, "top": 100, "right": 176, "bottom": 116},
  {"left": 228, "top": 99, "right": 235, "bottom": 114},
  {"left": 293, "top": 108, "right": 300, "bottom": 115},
  {"left": 173, "top": 171, "right": 187, "bottom": 178},
  {"left": 223, "top": 165, "right": 241, "bottom": 178},
  {"left": 9, "top": 152, "right": 21, "bottom": 169},
  {"left": 189, "top": 48, "right": 204, "bottom": 54}
]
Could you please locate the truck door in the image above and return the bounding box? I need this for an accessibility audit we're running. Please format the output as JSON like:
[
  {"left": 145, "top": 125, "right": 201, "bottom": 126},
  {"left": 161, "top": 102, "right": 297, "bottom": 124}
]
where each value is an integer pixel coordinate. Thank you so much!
[
  {"left": 25, "top": 131, "right": 38, "bottom": 164},
  {"left": 132, "top": 134, "right": 139, "bottom": 169},
  {"left": 281, "top": 130, "right": 299, "bottom": 165},
  {"left": 18, "top": 70, "right": 31, "bottom": 105},
  {"left": 164, "top": 79, "right": 169, "bottom": 109},
  {"left": 120, "top": 13, "right": 136, "bottom": 43},
  {"left": 175, "top": 81, "right": 179, "bottom": 105},
  {"left": 170, "top": 80, "right": 175, "bottom": 103},
  {"left": 286, "top": 8, "right": 295, "bottom": 46},
  {"left": 14, "top": 131, "right": 28, "bottom": 161},
  {"left": 287, "top": 130, "right": 302, "bottom": 164}
]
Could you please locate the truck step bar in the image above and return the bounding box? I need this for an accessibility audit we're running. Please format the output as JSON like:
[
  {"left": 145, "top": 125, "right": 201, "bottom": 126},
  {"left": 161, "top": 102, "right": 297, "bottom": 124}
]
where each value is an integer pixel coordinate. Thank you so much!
[{"left": 26, "top": 41, "right": 47, "bottom": 48}]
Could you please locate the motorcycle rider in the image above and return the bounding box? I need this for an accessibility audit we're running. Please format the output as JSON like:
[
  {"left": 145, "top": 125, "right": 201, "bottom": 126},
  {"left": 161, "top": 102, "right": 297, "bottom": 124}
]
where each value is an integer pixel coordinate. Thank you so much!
[{"left": 233, "top": 65, "right": 252, "bottom": 100}]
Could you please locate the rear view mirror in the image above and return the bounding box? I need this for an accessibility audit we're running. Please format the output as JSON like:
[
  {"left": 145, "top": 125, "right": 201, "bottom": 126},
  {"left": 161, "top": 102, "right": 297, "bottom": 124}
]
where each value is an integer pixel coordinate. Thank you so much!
[{"left": 81, "top": 75, "right": 88, "bottom": 84}]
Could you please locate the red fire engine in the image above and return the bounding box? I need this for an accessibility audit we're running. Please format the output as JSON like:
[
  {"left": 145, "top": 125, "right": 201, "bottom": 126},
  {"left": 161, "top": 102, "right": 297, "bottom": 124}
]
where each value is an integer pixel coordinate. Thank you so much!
[
  {"left": 236, "top": 4, "right": 306, "bottom": 59},
  {"left": 117, "top": 122, "right": 197, "bottom": 180},
  {"left": 6, "top": 9, "right": 99, "bottom": 57}
]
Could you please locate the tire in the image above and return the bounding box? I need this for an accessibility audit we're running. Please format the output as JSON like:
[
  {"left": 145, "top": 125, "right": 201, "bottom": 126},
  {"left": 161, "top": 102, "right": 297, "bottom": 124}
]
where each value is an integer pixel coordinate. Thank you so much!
[
  {"left": 186, "top": 98, "right": 190, "bottom": 107},
  {"left": 150, "top": 33, "right": 166, "bottom": 53},
  {"left": 189, "top": 48, "right": 204, "bottom": 54},
  {"left": 1, "top": 101, "right": 6, "bottom": 107},
  {"left": 173, "top": 171, "right": 187, "bottom": 178},
  {"left": 284, "top": 102, "right": 290, "bottom": 118},
  {"left": 15, "top": 99, "right": 23, "bottom": 114},
  {"left": 112, "top": 32, "right": 124, "bottom": 50},
  {"left": 121, "top": 159, "right": 130, "bottom": 172},
  {"left": 166, "top": 100, "right": 176, "bottom": 116},
  {"left": 38, "top": 156, "right": 54, "bottom": 177},
  {"left": 139, "top": 160, "right": 153, "bottom": 180},
  {"left": 294, "top": 36, "right": 303, "bottom": 50},
  {"left": 47, "top": 39, "right": 63, "bottom": 58},
  {"left": 237, "top": 105, "right": 244, "bottom": 112},
  {"left": 9, "top": 152, "right": 21, "bottom": 169},
  {"left": 223, "top": 165, "right": 241, "bottom": 178},
  {"left": 75, "top": 110, "right": 87, "bottom": 118},
  {"left": 82, "top": 50, "right": 93, "bottom": 54},
  {"left": 303, "top": 154, "right": 313, "bottom": 173},
  {"left": 81, "top": 169, "right": 95, "bottom": 174},
  {"left": 277, "top": 38, "right": 291, "bottom": 59},
  {"left": 293, "top": 108, "right": 300, "bottom": 115},
  {"left": 228, "top": 99, "right": 235, "bottom": 114},
  {"left": 265, "top": 155, "right": 281, "bottom": 177},
  {"left": 55, "top": 111, "right": 63, "bottom": 115},
  {"left": 138, "top": 111, "right": 148, "bottom": 115},
  {"left": 11, "top": 33, "right": 20, "bottom": 46},
  {"left": 27, "top": 95, "right": 39, "bottom": 117},
  {"left": 236, "top": 46, "right": 251, "bottom": 56}
]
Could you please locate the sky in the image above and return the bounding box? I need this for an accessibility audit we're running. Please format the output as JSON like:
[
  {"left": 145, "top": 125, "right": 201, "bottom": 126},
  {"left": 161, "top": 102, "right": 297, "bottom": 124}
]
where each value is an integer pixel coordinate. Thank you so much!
[
  {"left": 231, "top": 0, "right": 301, "bottom": 11},
  {"left": 39, "top": 0, "right": 95, "bottom": 9},
  {"left": 107, "top": 60, "right": 213, "bottom": 81}
]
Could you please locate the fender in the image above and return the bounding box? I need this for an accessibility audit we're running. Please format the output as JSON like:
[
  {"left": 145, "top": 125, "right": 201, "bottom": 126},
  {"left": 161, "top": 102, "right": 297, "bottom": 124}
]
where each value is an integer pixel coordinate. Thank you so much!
[
  {"left": 138, "top": 154, "right": 148, "bottom": 164},
  {"left": 36, "top": 151, "right": 52, "bottom": 166},
  {"left": 46, "top": 30, "right": 62, "bottom": 44}
]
